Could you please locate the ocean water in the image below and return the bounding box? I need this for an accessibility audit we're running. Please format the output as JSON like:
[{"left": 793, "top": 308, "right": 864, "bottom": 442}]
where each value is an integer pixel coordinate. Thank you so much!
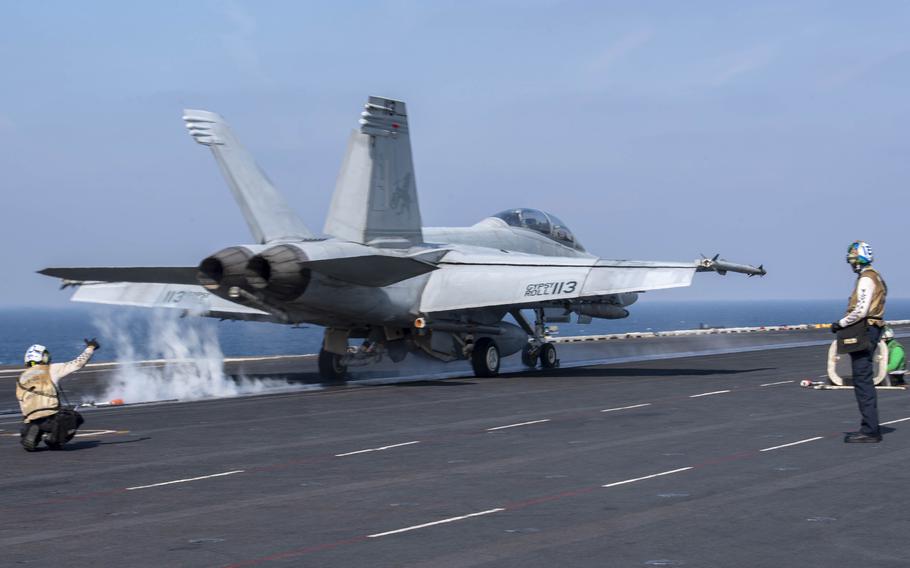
[{"left": 1, "top": 299, "right": 908, "bottom": 366}]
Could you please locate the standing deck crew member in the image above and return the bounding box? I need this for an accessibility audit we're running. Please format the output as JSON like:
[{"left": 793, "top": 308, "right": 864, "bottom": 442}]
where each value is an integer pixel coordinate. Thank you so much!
[
  {"left": 831, "top": 241, "right": 886, "bottom": 443},
  {"left": 17, "top": 339, "right": 99, "bottom": 451}
]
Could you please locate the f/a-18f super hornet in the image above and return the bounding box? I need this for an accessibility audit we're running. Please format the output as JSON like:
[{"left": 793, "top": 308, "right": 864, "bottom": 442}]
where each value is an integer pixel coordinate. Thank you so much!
[{"left": 40, "top": 96, "right": 765, "bottom": 381}]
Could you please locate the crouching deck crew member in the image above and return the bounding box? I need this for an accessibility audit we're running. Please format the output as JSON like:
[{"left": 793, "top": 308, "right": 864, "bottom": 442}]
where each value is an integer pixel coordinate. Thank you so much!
[{"left": 17, "top": 339, "right": 99, "bottom": 451}]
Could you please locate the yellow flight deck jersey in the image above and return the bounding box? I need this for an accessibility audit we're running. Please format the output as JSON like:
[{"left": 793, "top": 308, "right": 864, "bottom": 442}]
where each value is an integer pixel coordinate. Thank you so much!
[
  {"left": 841, "top": 267, "right": 887, "bottom": 328},
  {"left": 16, "top": 347, "right": 95, "bottom": 422}
]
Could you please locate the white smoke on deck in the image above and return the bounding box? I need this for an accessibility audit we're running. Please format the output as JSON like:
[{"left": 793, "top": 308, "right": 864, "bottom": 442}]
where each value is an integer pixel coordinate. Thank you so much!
[{"left": 92, "top": 309, "right": 297, "bottom": 403}]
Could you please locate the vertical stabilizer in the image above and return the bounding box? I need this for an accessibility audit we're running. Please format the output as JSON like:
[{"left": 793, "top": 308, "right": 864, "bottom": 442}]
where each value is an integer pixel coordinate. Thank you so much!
[
  {"left": 324, "top": 97, "right": 423, "bottom": 247},
  {"left": 183, "top": 109, "right": 313, "bottom": 244}
]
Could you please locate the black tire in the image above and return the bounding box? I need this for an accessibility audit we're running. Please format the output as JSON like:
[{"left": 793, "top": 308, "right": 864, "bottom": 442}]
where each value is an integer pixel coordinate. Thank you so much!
[
  {"left": 387, "top": 340, "right": 408, "bottom": 363},
  {"left": 521, "top": 344, "right": 538, "bottom": 368},
  {"left": 471, "top": 338, "right": 500, "bottom": 378},
  {"left": 318, "top": 349, "right": 347, "bottom": 383},
  {"left": 539, "top": 343, "right": 558, "bottom": 369}
]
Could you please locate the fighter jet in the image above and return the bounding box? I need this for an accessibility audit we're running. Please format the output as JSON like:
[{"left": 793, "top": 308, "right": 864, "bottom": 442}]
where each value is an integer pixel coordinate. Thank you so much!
[{"left": 40, "top": 96, "right": 765, "bottom": 381}]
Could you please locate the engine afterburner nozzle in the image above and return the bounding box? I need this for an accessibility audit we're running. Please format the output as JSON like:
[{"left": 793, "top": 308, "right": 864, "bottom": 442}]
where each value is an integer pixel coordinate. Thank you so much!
[
  {"left": 244, "top": 244, "right": 311, "bottom": 301},
  {"left": 197, "top": 246, "right": 254, "bottom": 291}
]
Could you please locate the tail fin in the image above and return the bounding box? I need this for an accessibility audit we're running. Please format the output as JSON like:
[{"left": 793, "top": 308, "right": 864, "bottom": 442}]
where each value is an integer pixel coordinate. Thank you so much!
[
  {"left": 323, "top": 96, "right": 423, "bottom": 247},
  {"left": 183, "top": 109, "right": 314, "bottom": 244}
]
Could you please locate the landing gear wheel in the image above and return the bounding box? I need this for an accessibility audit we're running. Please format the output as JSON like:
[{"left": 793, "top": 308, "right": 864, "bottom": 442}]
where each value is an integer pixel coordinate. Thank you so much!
[
  {"left": 318, "top": 349, "right": 348, "bottom": 383},
  {"left": 539, "top": 343, "right": 558, "bottom": 369},
  {"left": 521, "top": 344, "right": 538, "bottom": 368},
  {"left": 387, "top": 340, "right": 408, "bottom": 363},
  {"left": 471, "top": 338, "right": 501, "bottom": 378}
]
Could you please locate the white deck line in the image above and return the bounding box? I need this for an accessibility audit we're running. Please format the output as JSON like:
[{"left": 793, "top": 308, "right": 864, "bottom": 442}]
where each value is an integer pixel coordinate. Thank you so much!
[
  {"left": 760, "top": 380, "right": 794, "bottom": 387},
  {"left": 881, "top": 416, "right": 910, "bottom": 425},
  {"left": 759, "top": 437, "right": 824, "bottom": 452},
  {"left": 602, "top": 467, "right": 693, "bottom": 488},
  {"left": 73, "top": 429, "right": 118, "bottom": 438},
  {"left": 368, "top": 508, "right": 505, "bottom": 538},
  {"left": 486, "top": 419, "right": 551, "bottom": 431},
  {"left": 126, "top": 470, "right": 244, "bottom": 491},
  {"left": 601, "top": 403, "right": 652, "bottom": 413},
  {"left": 334, "top": 440, "right": 420, "bottom": 457},
  {"left": 689, "top": 390, "right": 731, "bottom": 398}
]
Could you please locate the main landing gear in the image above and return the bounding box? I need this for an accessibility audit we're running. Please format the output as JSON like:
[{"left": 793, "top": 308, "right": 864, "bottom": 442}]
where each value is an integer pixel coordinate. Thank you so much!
[
  {"left": 471, "top": 337, "right": 501, "bottom": 377},
  {"left": 318, "top": 348, "right": 348, "bottom": 383}
]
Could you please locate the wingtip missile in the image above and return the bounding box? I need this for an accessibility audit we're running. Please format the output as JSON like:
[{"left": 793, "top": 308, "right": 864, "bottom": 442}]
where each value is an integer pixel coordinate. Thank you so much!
[{"left": 696, "top": 256, "right": 766, "bottom": 277}]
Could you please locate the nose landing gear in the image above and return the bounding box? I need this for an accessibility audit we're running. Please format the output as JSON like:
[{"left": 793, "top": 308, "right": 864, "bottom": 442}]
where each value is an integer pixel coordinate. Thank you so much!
[
  {"left": 513, "top": 308, "right": 559, "bottom": 371},
  {"left": 538, "top": 342, "right": 558, "bottom": 369}
]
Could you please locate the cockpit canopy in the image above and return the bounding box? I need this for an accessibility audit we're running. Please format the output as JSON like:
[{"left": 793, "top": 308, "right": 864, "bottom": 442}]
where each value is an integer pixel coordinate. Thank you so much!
[{"left": 492, "top": 208, "right": 584, "bottom": 251}]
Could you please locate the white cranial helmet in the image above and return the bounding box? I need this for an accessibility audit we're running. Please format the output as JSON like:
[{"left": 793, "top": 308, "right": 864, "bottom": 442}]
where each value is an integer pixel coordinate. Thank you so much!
[
  {"left": 883, "top": 327, "right": 894, "bottom": 341},
  {"left": 24, "top": 344, "right": 50, "bottom": 366},
  {"left": 846, "top": 241, "right": 874, "bottom": 266}
]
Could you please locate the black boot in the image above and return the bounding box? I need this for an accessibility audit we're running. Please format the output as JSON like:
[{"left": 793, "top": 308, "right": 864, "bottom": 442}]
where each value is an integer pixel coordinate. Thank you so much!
[
  {"left": 844, "top": 432, "right": 882, "bottom": 443},
  {"left": 20, "top": 423, "right": 42, "bottom": 452}
]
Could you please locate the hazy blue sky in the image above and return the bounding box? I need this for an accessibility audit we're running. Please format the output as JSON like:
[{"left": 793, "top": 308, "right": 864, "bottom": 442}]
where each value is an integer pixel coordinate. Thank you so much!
[{"left": 1, "top": 1, "right": 908, "bottom": 306}]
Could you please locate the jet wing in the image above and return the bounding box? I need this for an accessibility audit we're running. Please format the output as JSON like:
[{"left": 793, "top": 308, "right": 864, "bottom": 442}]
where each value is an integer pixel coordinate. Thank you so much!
[
  {"left": 41, "top": 248, "right": 448, "bottom": 292},
  {"left": 69, "top": 282, "right": 276, "bottom": 322},
  {"left": 419, "top": 252, "right": 699, "bottom": 313}
]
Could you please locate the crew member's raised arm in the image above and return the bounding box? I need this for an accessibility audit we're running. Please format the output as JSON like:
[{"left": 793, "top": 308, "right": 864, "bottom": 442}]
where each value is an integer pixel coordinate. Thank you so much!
[{"left": 49, "top": 340, "right": 99, "bottom": 385}]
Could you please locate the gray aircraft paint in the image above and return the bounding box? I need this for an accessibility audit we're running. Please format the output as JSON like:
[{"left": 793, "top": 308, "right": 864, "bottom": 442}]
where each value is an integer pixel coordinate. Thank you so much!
[
  {"left": 325, "top": 97, "right": 423, "bottom": 247},
  {"left": 43, "top": 96, "right": 764, "bottom": 367}
]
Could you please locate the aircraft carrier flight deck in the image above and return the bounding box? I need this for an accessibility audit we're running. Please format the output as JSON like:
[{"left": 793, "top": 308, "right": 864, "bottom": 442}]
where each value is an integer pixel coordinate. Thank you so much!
[{"left": 2, "top": 326, "right": 910, "bottom": 567}]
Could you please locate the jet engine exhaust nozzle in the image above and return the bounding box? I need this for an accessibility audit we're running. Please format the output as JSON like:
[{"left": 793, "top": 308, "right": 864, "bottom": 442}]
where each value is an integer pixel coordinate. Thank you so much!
[
  {"left": 197, "top": 246, "right": 253, "bottom": 291},
  {"left": 244, "top": 245, "right": 311, "bottom": 301}
]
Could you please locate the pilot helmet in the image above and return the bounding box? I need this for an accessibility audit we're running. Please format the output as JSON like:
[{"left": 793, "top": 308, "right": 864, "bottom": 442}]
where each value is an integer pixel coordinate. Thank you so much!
[{"left": 24, "top": 344, "right": 51, "bottom": 367}]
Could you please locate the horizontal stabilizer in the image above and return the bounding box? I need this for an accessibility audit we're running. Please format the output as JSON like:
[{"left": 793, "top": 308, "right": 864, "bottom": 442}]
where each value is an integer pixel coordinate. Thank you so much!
[
  {"left": 183, "top": 109, "right": 313, "bottom": 244},
  {"left": 304, "top": 251, "right": 443, "bottom": 287},
  {"left": 39, "top": 267, "right": 199, "bottom": 285}
]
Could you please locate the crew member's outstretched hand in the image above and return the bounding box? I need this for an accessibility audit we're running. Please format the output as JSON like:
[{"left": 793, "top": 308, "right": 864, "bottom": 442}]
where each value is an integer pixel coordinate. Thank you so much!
[{"left": 84, "top": 338, "right": 101, "bottom": 350}]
